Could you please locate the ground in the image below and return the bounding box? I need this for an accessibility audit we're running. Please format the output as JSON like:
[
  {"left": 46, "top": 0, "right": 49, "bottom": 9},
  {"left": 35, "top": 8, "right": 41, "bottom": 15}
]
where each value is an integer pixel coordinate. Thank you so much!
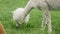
[{"left": 0, "top": 0, "right": 60, "bottom": 34}]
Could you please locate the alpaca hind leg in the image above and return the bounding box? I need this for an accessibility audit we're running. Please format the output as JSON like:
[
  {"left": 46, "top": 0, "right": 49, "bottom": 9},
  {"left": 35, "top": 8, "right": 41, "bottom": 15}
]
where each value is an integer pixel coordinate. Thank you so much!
[{"left": 47, "top": 14, "right": 52, "bottom": 33}]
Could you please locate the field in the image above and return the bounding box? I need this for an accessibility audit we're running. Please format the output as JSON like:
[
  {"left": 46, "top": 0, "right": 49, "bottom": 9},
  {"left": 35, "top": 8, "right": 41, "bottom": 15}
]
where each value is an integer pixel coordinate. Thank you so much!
[{"left": 0, "top": 0, "right": 60, "bottom": 34}]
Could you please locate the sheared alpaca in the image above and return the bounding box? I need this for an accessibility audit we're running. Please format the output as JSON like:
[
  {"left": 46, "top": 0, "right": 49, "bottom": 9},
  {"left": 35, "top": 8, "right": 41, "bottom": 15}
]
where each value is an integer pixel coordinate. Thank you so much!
[
  {"left": 0, "top": 23, "right": 6, "bottom": 34},
  {"left": 13, "top": 0, "right": 60, "bottom": 33}
]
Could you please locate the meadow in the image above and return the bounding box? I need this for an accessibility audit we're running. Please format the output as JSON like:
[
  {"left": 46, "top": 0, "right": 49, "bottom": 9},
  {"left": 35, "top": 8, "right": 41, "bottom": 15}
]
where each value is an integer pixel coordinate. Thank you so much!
[{"left": 0, "top": 0, "right": 60, "bottom": 34}]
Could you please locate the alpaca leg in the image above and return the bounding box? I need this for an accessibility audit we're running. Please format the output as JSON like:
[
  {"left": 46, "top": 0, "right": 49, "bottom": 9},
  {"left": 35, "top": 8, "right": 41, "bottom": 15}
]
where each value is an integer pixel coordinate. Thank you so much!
[
  {"left": 42, "top": 16, "right": 47, "bottom": 31},
  {"left": 39, "top": 4, "right": 52, "bottom": 33},
  {"left": 39, "top": 3, "right": 49, "bottom": 31},
  {"left": 42, "top": 8, "right": 52, "bottom": 33},
  {"left": 46, "top": 12, "right": 52, "bottom": 33},
  {"left": 47, "top": 18, "right": 52, "bottom": 33},
  {"left": 42, "top": 9, "right": 48, "bottom": 31}
]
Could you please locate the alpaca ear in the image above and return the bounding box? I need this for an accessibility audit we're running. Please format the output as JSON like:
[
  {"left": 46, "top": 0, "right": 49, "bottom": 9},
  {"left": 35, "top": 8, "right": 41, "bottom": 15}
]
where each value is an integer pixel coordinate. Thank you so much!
[{"left": 0, "top": 23, "right": 6, "bottom": 34}]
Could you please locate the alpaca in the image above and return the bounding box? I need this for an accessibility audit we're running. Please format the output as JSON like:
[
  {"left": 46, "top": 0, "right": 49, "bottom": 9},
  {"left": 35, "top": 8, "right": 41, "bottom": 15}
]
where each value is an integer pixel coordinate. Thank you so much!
[
  {"left": 0, "top": 23, "right": 6, "bottom": 34},
  {"left": 13, "top": 8, "right": 29, "bottom": 27},
  {"left": 18, "top": 0, "right": 60, "bottom": 33}
]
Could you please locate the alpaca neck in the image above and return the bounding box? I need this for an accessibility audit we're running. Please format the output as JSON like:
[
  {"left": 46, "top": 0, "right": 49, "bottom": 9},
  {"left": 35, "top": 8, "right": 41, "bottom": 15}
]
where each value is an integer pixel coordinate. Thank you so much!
[{"left": 24, "top": 1, "right": 32, "bottom": 17}]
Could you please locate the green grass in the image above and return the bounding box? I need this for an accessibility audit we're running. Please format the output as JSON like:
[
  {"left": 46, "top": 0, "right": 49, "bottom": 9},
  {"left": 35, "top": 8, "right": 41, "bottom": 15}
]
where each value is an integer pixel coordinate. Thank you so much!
[{"left": 0, "top": 0, "right": 60, "bottom": 34}]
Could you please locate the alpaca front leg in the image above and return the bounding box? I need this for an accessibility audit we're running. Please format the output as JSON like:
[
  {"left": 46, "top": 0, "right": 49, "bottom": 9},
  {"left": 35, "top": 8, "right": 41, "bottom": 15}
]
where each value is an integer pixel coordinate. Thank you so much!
[
  {"left": 42, "top": 16, "right": 47, "bottom": 31},
  {"left": 47, "top": 19, "right": 52, "bottom": 33},
  {"left": 40, "top": 4, "right": 49, "bottom": 31},
  {"left": 47, "top": 13, "right": 52, "bottom": 33},
  {"left": 43, "top": 8, "right": 52, "bottom": 33},
  {"left": 40, "top": 3, "right": 52, "bottom": 33}
]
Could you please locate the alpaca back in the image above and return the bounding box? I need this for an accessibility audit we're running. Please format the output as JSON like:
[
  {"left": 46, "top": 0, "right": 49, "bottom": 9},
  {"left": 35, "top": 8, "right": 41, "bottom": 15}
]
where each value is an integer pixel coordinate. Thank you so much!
[{"left": 47, "top": 0, "right": 60, "bottom": 9}]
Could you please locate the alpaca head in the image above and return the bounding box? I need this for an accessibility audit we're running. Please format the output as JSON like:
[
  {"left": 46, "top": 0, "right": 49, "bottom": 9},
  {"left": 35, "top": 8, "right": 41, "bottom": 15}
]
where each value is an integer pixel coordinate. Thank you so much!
[
  {"left": 13, "top": 8, "right": 29, "bottom": 27},
  {"left": 13, "top": 8, "right": 25, "bottom": 23}
]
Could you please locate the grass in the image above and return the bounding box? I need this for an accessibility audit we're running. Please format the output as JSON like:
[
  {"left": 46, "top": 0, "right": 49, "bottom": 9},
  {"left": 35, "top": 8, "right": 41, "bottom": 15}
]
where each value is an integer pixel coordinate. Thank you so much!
[{"left": 0, "top": 0, "right": 60, "bottom": 34}]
